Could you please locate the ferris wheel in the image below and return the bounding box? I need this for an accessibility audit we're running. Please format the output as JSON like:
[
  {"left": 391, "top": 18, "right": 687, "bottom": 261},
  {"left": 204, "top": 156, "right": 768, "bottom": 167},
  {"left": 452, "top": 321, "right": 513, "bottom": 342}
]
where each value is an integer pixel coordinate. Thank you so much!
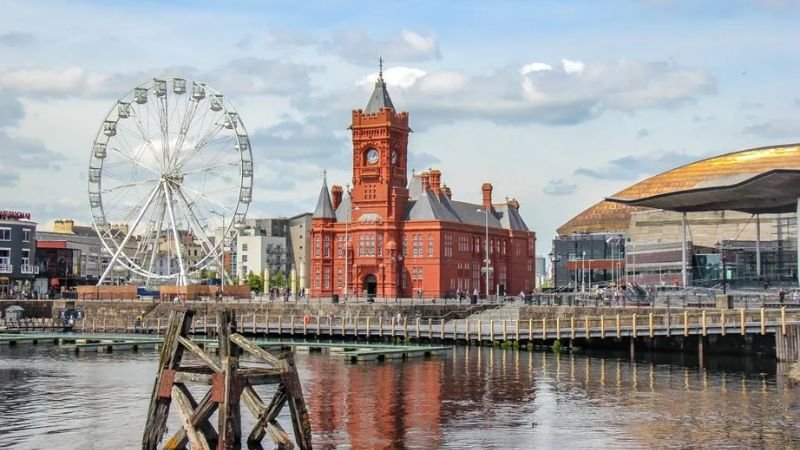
[{"left": 88, "top": 77, "right": 253, "bottom": 286}]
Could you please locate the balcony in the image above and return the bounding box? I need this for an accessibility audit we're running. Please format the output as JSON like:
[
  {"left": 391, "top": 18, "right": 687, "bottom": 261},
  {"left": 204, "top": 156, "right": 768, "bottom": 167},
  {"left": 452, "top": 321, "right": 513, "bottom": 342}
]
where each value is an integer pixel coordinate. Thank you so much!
[
  {"left": 0, "top": 264, "right": 12, "bottom": 273},
  {"left": 20, "top": 265, "right": 38, "bottom": 275}
]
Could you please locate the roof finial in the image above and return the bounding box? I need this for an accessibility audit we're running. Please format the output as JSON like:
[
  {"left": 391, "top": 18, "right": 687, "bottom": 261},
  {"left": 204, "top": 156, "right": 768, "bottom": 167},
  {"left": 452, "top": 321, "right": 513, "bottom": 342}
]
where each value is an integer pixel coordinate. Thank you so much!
[
  {"left": 379, "top": 56, "right": 384, "bottom": 81},
  {"left": 323, "top": 169, "right": 327, "bottom": 182}
]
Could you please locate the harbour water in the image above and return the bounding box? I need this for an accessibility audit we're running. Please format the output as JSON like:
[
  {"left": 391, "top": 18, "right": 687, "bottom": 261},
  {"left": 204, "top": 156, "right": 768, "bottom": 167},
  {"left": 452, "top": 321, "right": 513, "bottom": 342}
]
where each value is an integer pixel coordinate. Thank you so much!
[{"left": 0, "top": 344, "right": 798, "bottom": 449}]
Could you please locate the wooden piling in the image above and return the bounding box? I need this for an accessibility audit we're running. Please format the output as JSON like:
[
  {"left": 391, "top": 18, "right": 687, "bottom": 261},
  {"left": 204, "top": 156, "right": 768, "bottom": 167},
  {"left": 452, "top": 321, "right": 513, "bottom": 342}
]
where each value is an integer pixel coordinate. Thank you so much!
[{"left": 144, "top": 309, "right": 312, "bottom": 450}]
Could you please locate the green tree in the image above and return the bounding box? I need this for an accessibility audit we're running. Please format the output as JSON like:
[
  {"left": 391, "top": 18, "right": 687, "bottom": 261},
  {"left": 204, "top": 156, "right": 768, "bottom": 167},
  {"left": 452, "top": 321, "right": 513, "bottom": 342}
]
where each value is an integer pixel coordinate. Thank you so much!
[
  {"left": 246, "top": 271, "right": 263, "bottom": 293},
  {"left": 270, "top": 271, "right": 287, "bottom": 289},
  {"left": 199, "top": 268, "right": 208, "bottom": 279}
]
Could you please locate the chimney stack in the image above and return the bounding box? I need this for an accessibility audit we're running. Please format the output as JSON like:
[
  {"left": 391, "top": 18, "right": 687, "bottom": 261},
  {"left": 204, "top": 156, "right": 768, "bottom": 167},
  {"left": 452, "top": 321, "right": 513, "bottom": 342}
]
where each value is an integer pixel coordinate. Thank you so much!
[
  {"left": 420, "top": 171, "right": 430, "bottom": 191},
  {"left": 443, "top": 184, "right": 452, "bottom": 200},
  {"left": 331, "top": 185, "right": 343, "bottom": 210},
  {"left": 482, "top": 183, "right": 493, "bottom": 212},
  {"left": 429, "top": 169, "right": 442, "bottom": 196},
  {"left": 508, "top": 198, "right": 520, "bottom": 209}
]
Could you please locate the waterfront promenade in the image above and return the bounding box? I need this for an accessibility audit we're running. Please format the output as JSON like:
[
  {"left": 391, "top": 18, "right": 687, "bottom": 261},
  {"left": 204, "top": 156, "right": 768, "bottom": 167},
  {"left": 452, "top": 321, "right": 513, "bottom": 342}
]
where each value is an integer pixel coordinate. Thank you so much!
[{"left": 6, "top": 300, "right": 800, "bottom": 361}]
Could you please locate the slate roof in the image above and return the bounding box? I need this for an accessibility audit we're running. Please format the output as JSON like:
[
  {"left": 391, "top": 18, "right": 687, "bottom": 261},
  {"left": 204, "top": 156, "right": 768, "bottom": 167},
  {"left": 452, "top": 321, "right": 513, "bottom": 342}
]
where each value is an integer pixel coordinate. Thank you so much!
[
  {"left": 334, "top": 196, "right": 351, "bottom": 222},
  {"left": 364, "top": 77, "right": 395, "bottom": 113},
  {"left": 403, "top": 175, "right": 529, "bottom": 231},
  {"left": 323, "top": 175, "right": 530, "bottom": 232},
  {"left": 312, "top": 176, "right": 335, "bottom": 219}
]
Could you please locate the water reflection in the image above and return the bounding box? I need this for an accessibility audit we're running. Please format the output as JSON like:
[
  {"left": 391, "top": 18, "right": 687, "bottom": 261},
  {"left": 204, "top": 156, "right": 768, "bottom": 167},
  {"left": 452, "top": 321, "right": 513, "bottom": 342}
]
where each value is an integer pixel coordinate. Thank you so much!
[{"left": 1, "top": 345, "right": 799, "bottom": 449}]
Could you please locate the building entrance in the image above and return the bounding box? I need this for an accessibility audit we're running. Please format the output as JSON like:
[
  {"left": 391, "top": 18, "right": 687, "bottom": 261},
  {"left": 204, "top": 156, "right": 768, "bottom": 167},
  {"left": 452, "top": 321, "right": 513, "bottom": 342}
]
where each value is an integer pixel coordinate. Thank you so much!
[{"left": 363, "top": 274, "right": 378, "bottom": 296}]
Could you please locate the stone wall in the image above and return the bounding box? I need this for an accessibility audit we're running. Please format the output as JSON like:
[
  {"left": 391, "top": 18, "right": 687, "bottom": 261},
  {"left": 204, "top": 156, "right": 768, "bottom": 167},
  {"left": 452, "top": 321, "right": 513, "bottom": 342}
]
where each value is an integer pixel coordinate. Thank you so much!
[
  {"left": 0, "top": 300, "right": 55, "bottom": 319},
  {"left": 146, "top": 301, "right": 493, "bottom": 321}
]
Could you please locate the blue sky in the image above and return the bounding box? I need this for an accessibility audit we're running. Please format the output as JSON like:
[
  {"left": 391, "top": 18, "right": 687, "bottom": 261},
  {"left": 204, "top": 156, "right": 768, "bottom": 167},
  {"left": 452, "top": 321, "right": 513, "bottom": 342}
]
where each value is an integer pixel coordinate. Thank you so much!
[{"left": 0, "top": 0, "right": 799, "bottom": 249}]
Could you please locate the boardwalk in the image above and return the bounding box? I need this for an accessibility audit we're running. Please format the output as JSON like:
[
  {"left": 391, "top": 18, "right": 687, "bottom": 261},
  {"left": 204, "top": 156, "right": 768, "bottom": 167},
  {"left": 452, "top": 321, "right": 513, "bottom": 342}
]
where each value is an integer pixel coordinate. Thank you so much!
[{"left": 74, "top": 307, "right": 798, "bottom": 343}]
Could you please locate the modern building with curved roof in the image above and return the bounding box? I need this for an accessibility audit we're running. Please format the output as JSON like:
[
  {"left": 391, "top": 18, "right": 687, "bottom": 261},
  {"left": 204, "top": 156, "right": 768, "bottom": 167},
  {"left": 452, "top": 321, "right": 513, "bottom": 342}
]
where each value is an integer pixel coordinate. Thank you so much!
[
  {"left": 558, "top": 143, "right": 800, "bottom": 235},
  {"left": 551, "top": 143, "right": 800, "bottom": 289}
]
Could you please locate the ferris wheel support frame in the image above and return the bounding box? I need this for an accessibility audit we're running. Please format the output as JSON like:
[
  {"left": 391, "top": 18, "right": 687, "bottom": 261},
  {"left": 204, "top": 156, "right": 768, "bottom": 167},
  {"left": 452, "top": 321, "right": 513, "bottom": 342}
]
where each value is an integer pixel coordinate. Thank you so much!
[{"left": 97, "top": 182, "right": 162, "bottom": 285}]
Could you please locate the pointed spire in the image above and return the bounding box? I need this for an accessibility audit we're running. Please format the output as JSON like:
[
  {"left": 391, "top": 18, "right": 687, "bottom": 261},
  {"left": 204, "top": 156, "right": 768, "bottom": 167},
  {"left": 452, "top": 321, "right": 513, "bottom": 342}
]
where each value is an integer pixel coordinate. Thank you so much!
[
  {"left": 365, "top": 57, "right": 395, "bottom": 113},
  {"left": 312, "top": 170, "right": 335, "bottom": 220}
]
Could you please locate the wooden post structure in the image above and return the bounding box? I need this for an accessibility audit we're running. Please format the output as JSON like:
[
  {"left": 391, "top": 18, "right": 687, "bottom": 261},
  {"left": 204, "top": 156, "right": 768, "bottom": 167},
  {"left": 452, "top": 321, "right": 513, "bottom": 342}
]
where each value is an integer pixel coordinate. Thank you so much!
[{"left": 143, "top": 309, "right": 312, "bottom": 450}]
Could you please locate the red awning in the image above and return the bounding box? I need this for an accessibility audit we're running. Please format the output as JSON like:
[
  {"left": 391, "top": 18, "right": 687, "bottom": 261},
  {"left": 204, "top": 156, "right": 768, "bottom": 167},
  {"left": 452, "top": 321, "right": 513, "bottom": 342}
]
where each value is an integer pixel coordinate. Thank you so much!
[{"left": 38, "top": 241, "right": 68, "bottom": 249}]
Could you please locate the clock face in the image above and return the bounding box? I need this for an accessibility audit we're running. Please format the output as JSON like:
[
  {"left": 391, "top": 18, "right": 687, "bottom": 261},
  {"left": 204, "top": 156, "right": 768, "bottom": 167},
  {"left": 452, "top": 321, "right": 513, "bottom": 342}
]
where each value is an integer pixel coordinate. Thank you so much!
[
  {"left": 366, "top": 148, "right": 379, "bottom": 164},
  {"left": 391, "top": 150, "right": 397, "bottom": 164}
]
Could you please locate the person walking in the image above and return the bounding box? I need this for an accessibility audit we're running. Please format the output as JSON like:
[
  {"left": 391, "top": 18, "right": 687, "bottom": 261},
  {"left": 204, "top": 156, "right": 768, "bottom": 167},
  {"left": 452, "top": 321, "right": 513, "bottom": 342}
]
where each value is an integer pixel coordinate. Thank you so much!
[{"left": 472, "top": 288, "right": 479, "bottom": 304}]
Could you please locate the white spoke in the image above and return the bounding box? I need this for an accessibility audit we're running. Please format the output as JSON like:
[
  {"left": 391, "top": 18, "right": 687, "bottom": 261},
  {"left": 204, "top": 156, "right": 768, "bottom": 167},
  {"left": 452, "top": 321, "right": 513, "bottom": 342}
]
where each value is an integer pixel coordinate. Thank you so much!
[
  {"left": 181, "top": 161, "right": 239, "bottom": 176},
  {"left": 163, "top": 182, "right": 187, "bottom": 285},
  {"left": 101, "top": 178, "right": 159, "bottom": 194},
  {"left": 98, "top": 182, "right": 161, "bottom": 284},
  {"left": 109, "top": 146, "right": 161, "bottom": 176},
  {"left": 179, "top": 183, "right": 236, "bottom": 215},
  {"left": 177, "top": 122, "right": 224, "bottom": 170},
  {"left": 172, "top": 185, "right": 219, "bottom": 267},
  {"left": 168, "top": 99, "right": 200, "bottom": 170}
]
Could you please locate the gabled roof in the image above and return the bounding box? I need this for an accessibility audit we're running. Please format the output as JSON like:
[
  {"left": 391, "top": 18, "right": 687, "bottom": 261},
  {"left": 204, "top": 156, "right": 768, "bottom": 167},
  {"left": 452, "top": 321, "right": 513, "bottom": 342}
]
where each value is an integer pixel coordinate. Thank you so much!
[
  {"left": 407, "top": 174, "right": 423, "bottom": 199},
  {"left": 495, "top": 204, "right": 530, "bottom": 231},
  {"left": 312, "top": 175, "right": 335, "bottom": 220},
  {"left": 335, "top": 196, "right": 351, "bottom": 222},
  {"left": 364, "top": 77, "right": 395, "bottom": 113}
]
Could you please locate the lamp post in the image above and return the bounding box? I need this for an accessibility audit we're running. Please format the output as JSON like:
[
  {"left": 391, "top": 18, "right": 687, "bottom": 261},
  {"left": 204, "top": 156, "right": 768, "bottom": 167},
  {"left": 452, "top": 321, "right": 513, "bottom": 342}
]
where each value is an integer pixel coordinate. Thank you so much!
[
  {"left": 477, "top": 208, "right": 490, "bottom": 300},
  {"left": 581, "top": 250, "right": 586, "bottom": 294},
  {"left": 209, "top": 209, "right": 227, "bottom": 292},
  {"left": 549, "top": 252, "right": 561, "bottom": 291},
  {"left": 717, "top": 241, "right": 727, "bottom": 295},
  {"left": 344, "top": 185, "right": 358, "bottom": 301}
]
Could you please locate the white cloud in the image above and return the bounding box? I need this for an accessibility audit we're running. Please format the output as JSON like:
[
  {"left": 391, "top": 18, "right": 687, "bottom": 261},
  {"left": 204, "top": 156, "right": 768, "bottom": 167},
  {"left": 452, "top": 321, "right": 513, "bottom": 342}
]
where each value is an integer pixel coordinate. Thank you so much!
[
  {"left": 320, "top": 29, "right": 441, "bottom": 65},
  {"left": 520, "top": 62, "right": 553, "bottom": 75},
  {"left": 419, "top": 72, "right": 467, "bottom": 93},
  {"left": 0, "top": 59, "right": 317, "bottom": 99},
  {"left": 743, "top": 118, "right": 800, "bottom": 139},
  {"left": 562, "top": 59, "right": 585, "bottom": 74},
  {"left": 358, "top": 67, "right": 428, "bottom": 89},
  {"left": 401, "top": 30, "right": 438, "bottom": 54},
  {"left": 0, "top": 67, "right": 116, "bottom": 96}
]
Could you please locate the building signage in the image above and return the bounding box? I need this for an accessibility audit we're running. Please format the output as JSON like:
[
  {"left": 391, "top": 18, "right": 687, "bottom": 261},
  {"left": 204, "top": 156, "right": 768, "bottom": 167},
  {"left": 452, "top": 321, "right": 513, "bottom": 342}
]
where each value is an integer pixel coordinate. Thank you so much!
[{"left": 0, "top": 211, "right": 31, "bottom": 220}]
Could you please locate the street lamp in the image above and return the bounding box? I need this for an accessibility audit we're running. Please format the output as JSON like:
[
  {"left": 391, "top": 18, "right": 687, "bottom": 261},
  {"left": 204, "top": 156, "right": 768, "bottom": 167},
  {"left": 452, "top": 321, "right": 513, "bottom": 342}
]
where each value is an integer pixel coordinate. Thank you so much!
[
  {"left": 209, "top": 209, "right": 228, "bottom": 292},
  {"left": 548, "top": 252, "right": 561, "bottom": 290},
  {"left": 717, "top": 241, "right": 727, "bottom": 295},
  {"left": 344, "top": 185, "right": 359, "bottom": 300},
  {"left": 477, "top": 208, "right": 490, "bottom": 300},
  {"left": 581, "top": 250, "right": 586, "bottom": 294}
]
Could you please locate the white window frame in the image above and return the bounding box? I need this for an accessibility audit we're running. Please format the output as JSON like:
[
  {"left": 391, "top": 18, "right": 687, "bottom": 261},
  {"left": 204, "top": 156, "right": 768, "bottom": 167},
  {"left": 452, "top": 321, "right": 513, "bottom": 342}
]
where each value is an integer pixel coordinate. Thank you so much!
[
  {"left": 22, "top": 229, "right": 31, "bottom": 242},
  {"left": 0, "top": 247, "right": 10, "bottom": 266},
  {"left": 0, "top": 228, "right": 10, "bottom": 242}
]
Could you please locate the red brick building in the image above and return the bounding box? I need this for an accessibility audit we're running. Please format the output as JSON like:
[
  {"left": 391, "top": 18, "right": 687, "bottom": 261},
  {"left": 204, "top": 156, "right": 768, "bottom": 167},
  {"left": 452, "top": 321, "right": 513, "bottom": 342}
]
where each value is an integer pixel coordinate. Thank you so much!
[{"left": 310, "top": 72, "right": 536, "bottom": 299}]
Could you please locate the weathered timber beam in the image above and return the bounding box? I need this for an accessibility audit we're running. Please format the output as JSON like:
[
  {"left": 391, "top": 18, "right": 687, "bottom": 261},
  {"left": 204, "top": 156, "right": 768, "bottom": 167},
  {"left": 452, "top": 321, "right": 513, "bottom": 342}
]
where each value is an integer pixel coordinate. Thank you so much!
[
  {"left": 142, "top": 309, "right": 194, "bottom": 450},
  {"left": 174, "top": 371, "right": 214, "bottom": 385},
  {"left": 172, "top": 384, "right": 211, "bottom": 450},
  {"left": 278, "top": 356, "right": 312, "bottom": 450},
  {"left": 242, "top": 383, "right": 290, "bottom": 446},
  {"left": 178, "top": 335, "right": 222, "bottom": 373},
  {"left": 244, "top": 371, "right": 283, "bottom": 386},
  {"left": 265, "top": 420, "right": 294, "bottom": 449},
  {"left": 163, "top": 388, "right": 219, "bottom": 449},
  {"left": 217, "top": 310, "right": 242, "bottom": 450},
  {"left": 230, "top": 333, "right": 281, "bottom": 366}
]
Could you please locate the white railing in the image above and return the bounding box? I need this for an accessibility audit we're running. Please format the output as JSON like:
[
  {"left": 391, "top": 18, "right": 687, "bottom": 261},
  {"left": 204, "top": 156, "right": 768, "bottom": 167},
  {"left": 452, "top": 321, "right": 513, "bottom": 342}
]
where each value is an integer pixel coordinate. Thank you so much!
[
  {"left": 0, "top": 263, "right": 12, "bottom": 273},
  {"left": 20, "top": 264, "right": 37, "bottom": 274}
]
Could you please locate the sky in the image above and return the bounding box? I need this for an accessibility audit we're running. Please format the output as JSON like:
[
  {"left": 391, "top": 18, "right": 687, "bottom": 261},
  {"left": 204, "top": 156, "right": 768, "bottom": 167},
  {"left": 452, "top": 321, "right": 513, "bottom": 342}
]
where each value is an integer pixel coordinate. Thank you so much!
[{"left": 1, "top": 0, "right": 799, "bottom": 251}]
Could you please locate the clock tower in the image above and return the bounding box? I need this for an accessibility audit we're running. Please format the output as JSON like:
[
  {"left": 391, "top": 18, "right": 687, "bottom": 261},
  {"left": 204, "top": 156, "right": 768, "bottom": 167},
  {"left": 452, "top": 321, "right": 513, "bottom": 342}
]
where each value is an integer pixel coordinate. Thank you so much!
[{"left": 349, "top": 66, "right": 410, "bottom": 222}]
